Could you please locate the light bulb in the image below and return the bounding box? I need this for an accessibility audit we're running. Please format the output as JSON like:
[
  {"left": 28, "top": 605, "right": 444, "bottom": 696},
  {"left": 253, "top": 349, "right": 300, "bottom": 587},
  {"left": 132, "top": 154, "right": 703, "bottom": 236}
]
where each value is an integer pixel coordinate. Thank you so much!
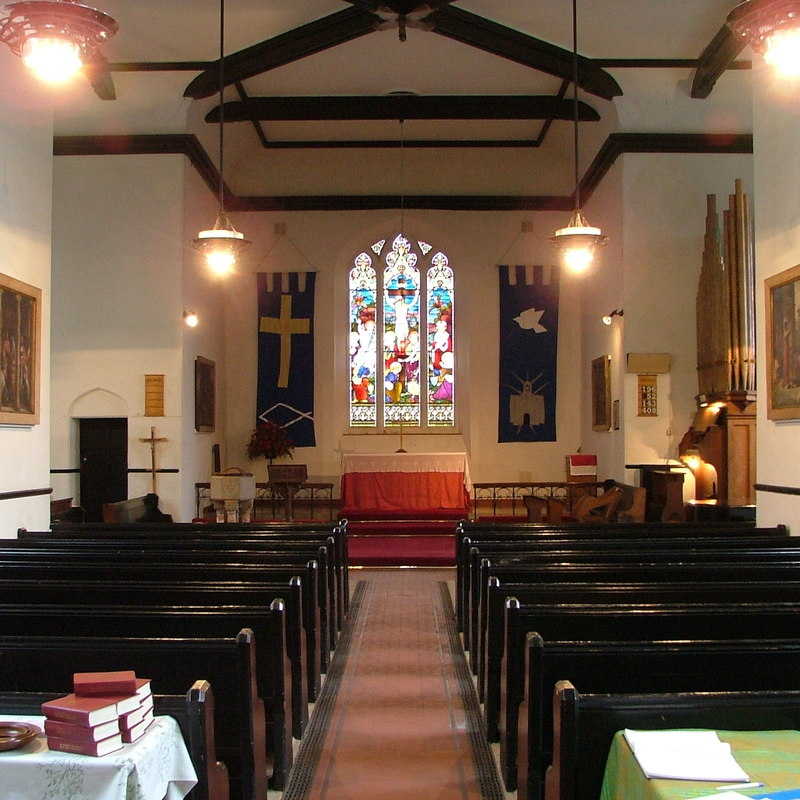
[
  {"left": 684, "top": 455, "right": 702, "bottom": 472},
  {"left": 205, "top": 247, "right": 236, "bottom": 276},
  {"left": 764, "top": 28, "right": 800, "bottom": 78},
  {"left": 601, "top": 314, "right": 613, "bottom": 326},
  {"left": 22, "top": 37, "right": 83, "bottom": 85},
  {"left": 183, "top": 311, "right": 199, "bottom": 328},
  {"left": 562, "top": 245, "right": 594, "bottom": 274}
]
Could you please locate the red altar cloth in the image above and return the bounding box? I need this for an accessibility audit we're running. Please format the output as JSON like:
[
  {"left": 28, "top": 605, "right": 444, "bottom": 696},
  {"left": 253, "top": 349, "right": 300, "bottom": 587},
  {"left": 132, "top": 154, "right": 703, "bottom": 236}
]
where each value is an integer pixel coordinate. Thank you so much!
[{"left": 340, "top": 452, "right": 471, "bottom": 520}]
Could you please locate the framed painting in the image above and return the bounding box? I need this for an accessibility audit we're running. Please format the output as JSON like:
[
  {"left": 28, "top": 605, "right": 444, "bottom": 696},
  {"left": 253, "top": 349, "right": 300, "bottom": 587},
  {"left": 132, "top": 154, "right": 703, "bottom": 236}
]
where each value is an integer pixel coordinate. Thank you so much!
[
  {"left": 194, "top": 356, "right": 215, "bottom": 432},
  {"left": 591, "top": 355, "right": 611, "bottom": 432},
  {"left": 0, "top": 273, "right": 41, "bottom": 425},
  {"left": 766, "top": 264, "right": 800, "bottom": 420}
]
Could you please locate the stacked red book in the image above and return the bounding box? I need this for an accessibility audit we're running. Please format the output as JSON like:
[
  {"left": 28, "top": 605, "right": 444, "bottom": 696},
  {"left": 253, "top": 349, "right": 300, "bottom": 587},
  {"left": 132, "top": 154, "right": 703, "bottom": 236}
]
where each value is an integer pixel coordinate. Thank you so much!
[{"left": 41, "top": 671, "right": 153, "bottom": 756}]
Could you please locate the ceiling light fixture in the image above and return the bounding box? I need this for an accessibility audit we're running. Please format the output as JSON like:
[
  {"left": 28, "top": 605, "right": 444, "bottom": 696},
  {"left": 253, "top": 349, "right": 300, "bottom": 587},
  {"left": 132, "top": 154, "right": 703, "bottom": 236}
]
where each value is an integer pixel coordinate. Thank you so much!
[
  {"left": 728, "top": 0, "right": 800, "bottom": 78},
  {"left": 183, "top": 309, "right": 199, "bottom": 328},
  {"left": 551, "top": 0, "right": 607, "bottom": 274},
  {"left": 192, "top": 0, "right": 249, "bottom": 276},
  {"left": 0, "top": 0, "right": 117, "bottom": 86},
  {"left": 601, "top": 308, "right": 623, "bottom": 326}
]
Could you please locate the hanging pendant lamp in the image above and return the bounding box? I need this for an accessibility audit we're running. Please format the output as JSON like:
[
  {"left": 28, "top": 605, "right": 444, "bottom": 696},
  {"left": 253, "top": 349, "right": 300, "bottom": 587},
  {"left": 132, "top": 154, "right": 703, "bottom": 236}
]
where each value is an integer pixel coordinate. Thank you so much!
[
  {"left": 192, "top": 0, "right": 249, "bottom": 276},
  {"left": 728, "top": 0, "right": 800, "bottom": 78},
  {"left": 551, "top": 0, "right": 607, "bottom": 273},
  {"left": 0, "top": 0, "right": 117, "bottom": 85}
]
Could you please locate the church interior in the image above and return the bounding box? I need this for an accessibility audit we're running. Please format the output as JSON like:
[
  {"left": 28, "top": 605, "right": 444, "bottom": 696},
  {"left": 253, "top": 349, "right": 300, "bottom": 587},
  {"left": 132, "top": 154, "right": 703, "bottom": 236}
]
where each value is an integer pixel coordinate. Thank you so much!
[{"left": 2, "top": 0, "right": 800, "bottom": 798}]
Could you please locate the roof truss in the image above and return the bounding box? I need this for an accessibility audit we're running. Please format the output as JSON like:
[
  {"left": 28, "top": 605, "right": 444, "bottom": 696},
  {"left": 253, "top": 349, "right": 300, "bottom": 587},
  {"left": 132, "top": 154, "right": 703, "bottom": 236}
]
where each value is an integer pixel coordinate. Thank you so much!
[{"left": 184, "top": 1, "right": 622, "bottom": 101}]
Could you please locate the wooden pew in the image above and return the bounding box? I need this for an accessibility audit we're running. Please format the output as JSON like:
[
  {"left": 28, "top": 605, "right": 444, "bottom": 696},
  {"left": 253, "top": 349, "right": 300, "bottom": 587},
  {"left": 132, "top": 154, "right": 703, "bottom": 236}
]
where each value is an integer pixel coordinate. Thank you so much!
[
  {"left": 0, "top": 680, "right": 229, "bottom": 800},
  {"left": 32, "top": 519, "right": 350, "bottom": 628},
  {"left": 470, "top": 539, "right": 800, "bottom": 684},
  {"left": 549, "top": 682, "right": 800, "bottom": 800},
  {"left": 499, "top": 599, "right": 800, "bottom": 791},
  {"left": 518, "top": 636, "right": 800, "bottom": 800},
  {"left": 0, "top": 555, "right": 326, "bottom": 680},
  {"left": 102, "top": 495, "right": 151, "bottom": 522},
  {"left": 0, "top": 542, "right": 338, "bottom": 658},
  {"left": 0, "top": 599, "right": 293, "bottom": 788},
  {"left": 482, "top": 577, "right": 800, "bottom": 738},
  {"left": 472, "top": 559, "right": 800, "bottom": 695},
  {"left": 466, "top": 540, "right": 800, "bottom": 659},
  {"left": 0, "top": 576, "right": 311, "bottom": 737},
  {"left": 27, "top": 520, "right": 350, "bottom": 620},
  {"left": 457, "top": 519, "right": 769, "bottom": 536},
  {"left": 0, "top": 630, "right": 265, "bottom": 800},
  {"left": 455, "top": 522, "right": 788, "bottom": 633}
]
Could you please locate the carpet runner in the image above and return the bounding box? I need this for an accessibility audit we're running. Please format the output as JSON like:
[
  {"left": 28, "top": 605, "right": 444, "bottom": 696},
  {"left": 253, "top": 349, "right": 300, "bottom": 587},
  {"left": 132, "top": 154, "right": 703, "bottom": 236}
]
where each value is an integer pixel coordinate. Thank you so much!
[
  {"left": 346, "top": 520, "right": 457, "bottom": 566},
  {"left": 282, "top": 569, "right": 504, "bottom": 799}
]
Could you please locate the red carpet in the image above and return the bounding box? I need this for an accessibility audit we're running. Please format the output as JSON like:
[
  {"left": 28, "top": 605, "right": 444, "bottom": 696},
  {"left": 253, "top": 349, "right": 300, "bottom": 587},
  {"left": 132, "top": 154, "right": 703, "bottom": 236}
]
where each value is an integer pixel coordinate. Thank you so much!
[
  {"left": 347, "top": 520, "right": 458, "bottom": 566},
  {"left": 348, "top": 535, "right": 455, "bottom": 566},
  {"left": 282, "top": 571, "right": 504, "bottom": 799}
]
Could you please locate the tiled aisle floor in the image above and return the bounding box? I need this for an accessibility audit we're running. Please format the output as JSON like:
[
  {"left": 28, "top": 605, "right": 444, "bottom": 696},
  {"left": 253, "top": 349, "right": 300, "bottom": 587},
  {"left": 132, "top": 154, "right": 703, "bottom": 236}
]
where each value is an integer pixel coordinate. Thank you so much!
[{"left": 283, "top": 568, "right": 504, "bottom": 800}]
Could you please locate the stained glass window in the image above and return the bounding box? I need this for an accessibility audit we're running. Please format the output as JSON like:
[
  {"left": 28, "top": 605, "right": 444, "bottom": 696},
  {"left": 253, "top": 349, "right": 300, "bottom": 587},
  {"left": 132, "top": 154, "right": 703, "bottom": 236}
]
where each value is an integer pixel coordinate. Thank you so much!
[
  {"left": 384, "top": 235, "right": 420, "bottom": 426},
  {"left": 348, "top": 235, "right": 455, "bottom": 429},
  {"left": 427, "top": 252, "right": 454, "bottom": 426},
  {"left": 349, "top": 253, "right": 377, "bottom": 427}
]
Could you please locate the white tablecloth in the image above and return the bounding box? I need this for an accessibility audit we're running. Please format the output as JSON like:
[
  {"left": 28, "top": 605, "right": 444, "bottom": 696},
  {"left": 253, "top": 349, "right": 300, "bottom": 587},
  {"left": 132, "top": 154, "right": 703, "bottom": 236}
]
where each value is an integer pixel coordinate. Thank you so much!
[
  {"left": 0, "top": 714, "right": 197, "bottom": 800},
  {"left": 340, "top": 451, "right": 472, "bottom": 492}
]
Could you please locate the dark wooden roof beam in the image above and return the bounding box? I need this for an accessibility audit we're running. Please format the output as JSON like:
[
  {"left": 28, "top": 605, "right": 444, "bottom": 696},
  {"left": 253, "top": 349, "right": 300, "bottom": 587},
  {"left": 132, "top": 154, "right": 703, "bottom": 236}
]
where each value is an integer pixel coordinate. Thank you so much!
[
  {"left": 422, "top": 5, "right": 622, "bottom": 100},
  {"left": 184, "top": 7, "right": 383, "bottom": 99},
  {"left": 205, "top": 94, "right": 600, "bottom": 123},
  {"left": 691, "top": 24, "right": 749, "bottom": 99}
]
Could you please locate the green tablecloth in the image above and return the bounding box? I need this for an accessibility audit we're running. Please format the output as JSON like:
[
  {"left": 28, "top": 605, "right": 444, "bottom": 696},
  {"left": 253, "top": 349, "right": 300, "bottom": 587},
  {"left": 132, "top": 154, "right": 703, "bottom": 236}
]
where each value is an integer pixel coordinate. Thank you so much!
[{"left": 600, "top": 730, "right": 800, "bottom": 800}]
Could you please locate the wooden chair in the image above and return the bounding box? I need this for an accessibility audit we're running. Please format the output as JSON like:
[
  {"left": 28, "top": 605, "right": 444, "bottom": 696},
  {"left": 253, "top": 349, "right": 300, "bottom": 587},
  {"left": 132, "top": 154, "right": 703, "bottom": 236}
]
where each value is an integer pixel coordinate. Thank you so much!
[{"left": 571, "top": 487, "right": 623, "bottom": 522}]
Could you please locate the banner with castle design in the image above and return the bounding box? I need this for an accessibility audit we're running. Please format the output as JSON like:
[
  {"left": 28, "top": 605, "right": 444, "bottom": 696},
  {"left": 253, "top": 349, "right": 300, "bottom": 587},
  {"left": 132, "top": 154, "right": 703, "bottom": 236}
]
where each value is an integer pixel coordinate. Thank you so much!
[
  {"left": 257, "top": 271, "right": 316, "bottom": 447},
  {"left": 498, "top": 265, "right": 559, "bottom": 443}
]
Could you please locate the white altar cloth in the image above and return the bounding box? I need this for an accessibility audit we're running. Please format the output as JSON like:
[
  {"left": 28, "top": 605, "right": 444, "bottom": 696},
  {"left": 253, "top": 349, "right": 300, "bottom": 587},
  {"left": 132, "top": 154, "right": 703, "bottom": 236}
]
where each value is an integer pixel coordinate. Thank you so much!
[{"left": 0, "top": 714, "right": 197, "bottom": 800}]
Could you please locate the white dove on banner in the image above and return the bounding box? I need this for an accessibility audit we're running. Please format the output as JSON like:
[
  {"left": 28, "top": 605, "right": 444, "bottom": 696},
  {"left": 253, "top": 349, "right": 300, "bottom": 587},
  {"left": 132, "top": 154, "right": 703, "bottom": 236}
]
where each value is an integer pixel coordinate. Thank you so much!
[{"left": 513, "top": 307, "right": 548, "bottom": 333}]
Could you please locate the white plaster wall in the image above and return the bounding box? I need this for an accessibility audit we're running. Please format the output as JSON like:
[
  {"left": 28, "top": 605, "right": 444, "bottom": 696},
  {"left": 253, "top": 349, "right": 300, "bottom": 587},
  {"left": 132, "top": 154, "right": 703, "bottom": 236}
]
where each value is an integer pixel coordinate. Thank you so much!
[
  {"left": 753, "top": 64, "right": 800, "bottom": 531},
  {"left": 180, "top": 162, "right": 227, "bottom": 521},
  {"left": 0, "top": 50, "right": 53, "bottom": 536},
  {"left": 221, "top": 209, "right": 584, "bottom": 490},
  {"left": 611, "top": 68, "right": 753, "bottom": 134},
  {"left": 621, "top": 152, "right": 754, "bottom": 477},
  {"left": 580, "top": 161, "right": 626, "bottom": 481},
  {"left": 51, "top": 154, "right": 186, "bottom": 520}
]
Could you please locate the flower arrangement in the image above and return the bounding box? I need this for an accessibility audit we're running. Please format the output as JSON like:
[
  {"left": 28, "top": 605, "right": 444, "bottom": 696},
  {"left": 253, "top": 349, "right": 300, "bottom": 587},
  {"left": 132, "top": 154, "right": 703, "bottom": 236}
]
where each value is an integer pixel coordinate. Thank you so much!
[{"left": 246, "top": 420, "right": 294, "bottom": 462}]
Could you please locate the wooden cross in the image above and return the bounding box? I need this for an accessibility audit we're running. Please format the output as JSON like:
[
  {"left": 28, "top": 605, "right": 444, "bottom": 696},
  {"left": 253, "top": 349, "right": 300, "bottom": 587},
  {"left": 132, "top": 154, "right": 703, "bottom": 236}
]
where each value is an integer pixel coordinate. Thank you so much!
[
  {"left": 259, "top": 294, "right": 310, "bottom": 388},
  {"left": 139, "top": 425, "right": 168, "bottom": 494}
]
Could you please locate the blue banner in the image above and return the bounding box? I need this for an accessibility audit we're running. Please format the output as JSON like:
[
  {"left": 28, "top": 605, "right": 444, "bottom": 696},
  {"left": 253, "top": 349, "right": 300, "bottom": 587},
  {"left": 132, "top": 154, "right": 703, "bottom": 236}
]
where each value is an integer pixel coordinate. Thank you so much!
[
  {"left": 257, "top": 272, "right": 316, "bottom": 447},
  {"left": 498, "top": 265, "right": 559, "bottom": 443}
]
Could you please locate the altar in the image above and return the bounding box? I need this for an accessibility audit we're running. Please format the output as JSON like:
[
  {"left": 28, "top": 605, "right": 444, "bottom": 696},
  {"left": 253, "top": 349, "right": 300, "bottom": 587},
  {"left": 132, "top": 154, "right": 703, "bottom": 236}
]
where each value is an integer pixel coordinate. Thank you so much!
[{"left": 340, "top": 452, "right": 472, "bottom": 519}]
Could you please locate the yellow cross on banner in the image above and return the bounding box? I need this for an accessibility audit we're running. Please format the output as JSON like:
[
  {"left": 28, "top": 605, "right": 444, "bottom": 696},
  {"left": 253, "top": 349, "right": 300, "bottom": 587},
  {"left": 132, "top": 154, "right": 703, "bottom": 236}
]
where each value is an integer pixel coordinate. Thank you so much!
[{"left": 259, "top": 294, "right": 310, "bottom": 388}]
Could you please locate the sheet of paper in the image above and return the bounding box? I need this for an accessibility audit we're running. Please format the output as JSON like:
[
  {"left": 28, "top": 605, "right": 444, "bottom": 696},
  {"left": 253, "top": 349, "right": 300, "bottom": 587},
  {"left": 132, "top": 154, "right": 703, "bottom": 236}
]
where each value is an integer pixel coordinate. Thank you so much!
[{"left": 623, "top": 729, "right": 750, "bottom": 782}]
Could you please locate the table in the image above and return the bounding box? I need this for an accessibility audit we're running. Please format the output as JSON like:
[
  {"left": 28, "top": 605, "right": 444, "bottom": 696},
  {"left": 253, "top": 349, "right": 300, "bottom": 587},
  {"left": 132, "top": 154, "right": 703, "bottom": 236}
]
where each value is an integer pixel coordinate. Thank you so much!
[
  {"left": 600, "top": 729, "right": 800, "bottom": 800},
  {"left": 0, "top": 713, "right": 197, "bottom": 800},
  {"left": 340, "top": 452, "right": 472, "bottom": 519}
]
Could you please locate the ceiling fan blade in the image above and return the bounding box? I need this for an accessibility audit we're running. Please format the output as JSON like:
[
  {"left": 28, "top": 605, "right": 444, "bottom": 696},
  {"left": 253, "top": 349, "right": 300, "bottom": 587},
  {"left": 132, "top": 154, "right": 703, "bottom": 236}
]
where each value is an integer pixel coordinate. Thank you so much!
[
  {"left": 184, "top": 7, "right": 382, "bottom": 99},
  {"left": 422, "top": 6, "right": 622, "bottom": 100},
  {"left": 85, "top": 55, "right": 116, "bottom": 100},
  {"left": 691, "top": 23, "right": 747, "bottom": 99},
  {"left": 205, "top": 94, "right": 601, "bottom": 122},
  {"left": 341, "top": 0, "right": 459, "bottom": 12},
  {"left": 341, "top": 0, "right": 382, "bottom": 11}
]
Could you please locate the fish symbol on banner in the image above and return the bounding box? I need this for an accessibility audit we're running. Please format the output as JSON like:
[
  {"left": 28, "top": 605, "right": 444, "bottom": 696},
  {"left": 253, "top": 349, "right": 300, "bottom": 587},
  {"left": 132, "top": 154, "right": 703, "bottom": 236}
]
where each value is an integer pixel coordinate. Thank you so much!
[{"left": 514, "top": 307, "right": 547, "bottom": 333}]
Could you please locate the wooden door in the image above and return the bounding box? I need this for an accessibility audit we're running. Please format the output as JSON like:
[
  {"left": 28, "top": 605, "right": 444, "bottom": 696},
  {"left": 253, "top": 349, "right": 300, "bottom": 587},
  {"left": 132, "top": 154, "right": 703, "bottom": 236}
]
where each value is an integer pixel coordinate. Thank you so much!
[{"left": 79, "top": 418, "right": 128, "bottom": 522}]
